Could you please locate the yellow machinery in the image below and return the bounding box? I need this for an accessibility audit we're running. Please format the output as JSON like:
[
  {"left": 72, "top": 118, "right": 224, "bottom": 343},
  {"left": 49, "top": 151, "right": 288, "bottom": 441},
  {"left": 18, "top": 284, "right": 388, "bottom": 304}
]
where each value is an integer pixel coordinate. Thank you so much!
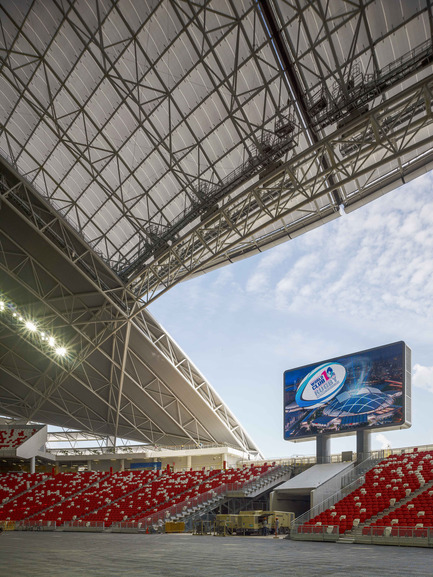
[
  {"left": 165, "top": 521, "right": 185, "bottom": 533},
  {"left": 215, "top": 514, "right": 238, "bottom": 534},
  {"left": 215, "top": 510, "right": 294, "bottom": 535},
  {"left": 237, "top": 511, "right": 262, "bottom": 534},
  {"left": 0, "top": 520, "right": 15, "bottom": 531},
  {"left": 268, "top": 511, "right": 294, "bottom": 534}
]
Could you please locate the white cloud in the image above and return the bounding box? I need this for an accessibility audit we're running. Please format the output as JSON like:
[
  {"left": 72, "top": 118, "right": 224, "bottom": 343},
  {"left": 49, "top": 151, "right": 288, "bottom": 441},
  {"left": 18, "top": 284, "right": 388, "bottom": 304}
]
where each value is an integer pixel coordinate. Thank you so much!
[
  {"left": 271, "top": 330, "right": 342, "bottom": 366},
  {"left": 375, "top": 432, "right": 392, "bottom": 449},
  {"left": 212, "top": 268, "right": 233, "bottom": 288},
  {"left": 246, "top": 270, "right": 269, "bottom": 294},
  {"left": 246, "top": 244, "right": 291, "bottom": 294},
  {"left": 412, "top": 364, "right": 433, "bottom": 394},
  {"left": 258, "top": 173, "right": 433, "bottom": 328}
]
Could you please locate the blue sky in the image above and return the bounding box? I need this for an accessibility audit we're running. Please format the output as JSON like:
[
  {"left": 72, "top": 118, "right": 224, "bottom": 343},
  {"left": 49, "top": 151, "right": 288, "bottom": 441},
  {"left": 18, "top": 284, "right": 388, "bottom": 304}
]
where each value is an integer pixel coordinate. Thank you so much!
[{"left": 149, "top": 171, "right": 433, "bottom": 459}]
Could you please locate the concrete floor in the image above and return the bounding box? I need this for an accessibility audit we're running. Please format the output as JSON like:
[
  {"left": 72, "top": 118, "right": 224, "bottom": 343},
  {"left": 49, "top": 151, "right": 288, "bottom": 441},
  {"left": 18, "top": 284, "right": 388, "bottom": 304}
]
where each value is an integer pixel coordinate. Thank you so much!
[{"left": 0, "top": 533, "right": 431, "bottom": 577}]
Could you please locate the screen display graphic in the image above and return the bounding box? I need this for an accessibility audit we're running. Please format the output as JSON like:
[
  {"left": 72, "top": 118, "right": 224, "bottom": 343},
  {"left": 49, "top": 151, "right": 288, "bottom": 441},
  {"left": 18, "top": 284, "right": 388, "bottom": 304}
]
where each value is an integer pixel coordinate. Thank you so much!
[{"left": 284, "top": 341, "right": 410, "bottom": 441}]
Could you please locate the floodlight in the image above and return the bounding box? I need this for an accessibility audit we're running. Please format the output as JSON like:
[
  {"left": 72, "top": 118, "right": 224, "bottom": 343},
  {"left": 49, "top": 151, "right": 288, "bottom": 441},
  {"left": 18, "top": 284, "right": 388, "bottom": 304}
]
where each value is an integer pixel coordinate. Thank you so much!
[
  {"left": 0, "top": 291, "right": 69, "bottom": 360},
  {"left": 25, "top": 320, "right": 37, "bottom": 332}
]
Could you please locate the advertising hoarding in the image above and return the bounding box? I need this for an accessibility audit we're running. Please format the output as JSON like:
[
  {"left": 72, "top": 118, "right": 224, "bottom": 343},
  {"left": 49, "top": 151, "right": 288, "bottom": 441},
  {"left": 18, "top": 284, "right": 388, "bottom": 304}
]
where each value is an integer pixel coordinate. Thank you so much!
[{"left": 284, "top": 341, "right": 411, "bottom": 442}]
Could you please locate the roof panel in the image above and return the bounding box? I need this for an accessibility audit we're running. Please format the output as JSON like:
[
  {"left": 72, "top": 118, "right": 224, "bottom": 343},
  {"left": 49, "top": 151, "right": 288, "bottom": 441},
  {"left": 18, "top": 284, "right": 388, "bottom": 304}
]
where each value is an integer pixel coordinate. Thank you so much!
[
  {"left": 21, "top": 1, "right": 61, "bottom": 52},
  {"left": 1, "top": 0, "right": 432, "bottom": 456},
  {"left": 1, "top": 0, "right": 432, "bottom": 281}
]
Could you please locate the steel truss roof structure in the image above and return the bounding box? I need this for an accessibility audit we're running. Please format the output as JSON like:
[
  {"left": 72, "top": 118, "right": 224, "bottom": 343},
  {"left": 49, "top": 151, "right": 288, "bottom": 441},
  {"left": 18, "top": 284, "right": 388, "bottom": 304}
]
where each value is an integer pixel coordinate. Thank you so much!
[{"left": 0, "top": 0, "right": 433, "bottom": 455}]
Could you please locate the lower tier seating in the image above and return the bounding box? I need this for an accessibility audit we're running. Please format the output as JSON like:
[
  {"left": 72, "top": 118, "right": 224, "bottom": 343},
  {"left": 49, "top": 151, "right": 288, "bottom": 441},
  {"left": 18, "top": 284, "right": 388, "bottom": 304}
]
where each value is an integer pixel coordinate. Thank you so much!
[
  {"left": 0, "top": 471, "right": 105, "bottom": 521},
  {"left": 0, "top": 464, "right": 276, "bottom": 526},
  {"left": 366, "top": 487, "right": 433, "bottom": 532},
  {"left": 0, "top": 472, "right": 46, "bottom": 504},
  {"left": 302, "top": 450, "right": 433, "bottom": 534}
]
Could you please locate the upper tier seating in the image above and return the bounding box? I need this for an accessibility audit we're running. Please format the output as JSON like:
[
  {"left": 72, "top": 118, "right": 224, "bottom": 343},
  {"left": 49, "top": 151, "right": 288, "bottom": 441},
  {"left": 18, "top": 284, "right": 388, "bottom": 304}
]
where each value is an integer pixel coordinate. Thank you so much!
[
  {"left": 0, "top": 428, "right": 38, "bottom": 450},
  {"left": 303, "top": 450, "right": 433, "bottom": 534}
]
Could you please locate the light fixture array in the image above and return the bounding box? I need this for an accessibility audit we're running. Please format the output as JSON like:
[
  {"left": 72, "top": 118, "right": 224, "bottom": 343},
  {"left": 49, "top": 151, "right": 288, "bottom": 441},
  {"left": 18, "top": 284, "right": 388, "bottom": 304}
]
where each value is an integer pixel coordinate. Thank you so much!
[{"left": 0, "top": 296, "right": 68, "bottom": 358}]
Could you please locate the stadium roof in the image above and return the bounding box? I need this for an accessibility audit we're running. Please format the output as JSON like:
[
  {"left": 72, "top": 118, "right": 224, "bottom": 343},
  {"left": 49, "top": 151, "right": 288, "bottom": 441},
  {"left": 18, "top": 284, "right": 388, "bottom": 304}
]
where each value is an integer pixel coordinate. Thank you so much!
[{"left": 0, "top": 0, "right": 433, "bottom": 455}]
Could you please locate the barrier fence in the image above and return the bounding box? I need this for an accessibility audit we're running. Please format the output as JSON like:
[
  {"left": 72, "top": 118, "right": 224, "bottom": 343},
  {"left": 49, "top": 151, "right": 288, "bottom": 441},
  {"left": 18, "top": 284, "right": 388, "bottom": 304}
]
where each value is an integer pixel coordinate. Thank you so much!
[
  {"left": 240, "top": 443, "right": 433, "bottom": 469},
  {"left": 293, "top": 524, "right": 433, "bottom": 547},
  {"left": 360, "top": 525, "right": 433, "bottom": 539},
  {"left": 7, "top": 519, "right": 433, "bottom": 547},
  {"left": 294, "top": 524, "right": 340, "bottom": 542},
  {"left": 15, "top": 520, "right": 57, "bottom": 531}
]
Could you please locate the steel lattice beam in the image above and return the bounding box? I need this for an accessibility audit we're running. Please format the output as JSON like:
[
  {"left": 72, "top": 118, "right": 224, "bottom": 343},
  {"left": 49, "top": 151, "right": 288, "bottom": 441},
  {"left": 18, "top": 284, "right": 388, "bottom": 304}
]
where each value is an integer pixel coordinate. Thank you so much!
[
  {"left": 0, "top": 184, "right": 260, "bottom": 453},
  {"left": 126, "top": 73, "right": 433, "bottom": 307},
  {"left": 1, "top": 0, "right": 432, "bottom": 458}
]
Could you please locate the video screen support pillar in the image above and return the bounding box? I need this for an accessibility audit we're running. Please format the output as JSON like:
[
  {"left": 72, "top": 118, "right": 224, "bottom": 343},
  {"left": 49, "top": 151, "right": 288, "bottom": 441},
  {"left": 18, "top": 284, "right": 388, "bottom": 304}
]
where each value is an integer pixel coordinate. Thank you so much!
[
  {"left": 356, "top": 429, "right": 371, "bottom": 463},
  {"left": 316, "top": 434, "right": 331, "bottom": 464}
]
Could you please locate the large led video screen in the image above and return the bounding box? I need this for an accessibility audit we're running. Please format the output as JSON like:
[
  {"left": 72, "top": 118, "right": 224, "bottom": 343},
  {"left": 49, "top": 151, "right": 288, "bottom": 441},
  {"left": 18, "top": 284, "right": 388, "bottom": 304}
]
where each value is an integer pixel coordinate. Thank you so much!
[{"left": 284, "top": 341, "right": 411, "bottom": 441}]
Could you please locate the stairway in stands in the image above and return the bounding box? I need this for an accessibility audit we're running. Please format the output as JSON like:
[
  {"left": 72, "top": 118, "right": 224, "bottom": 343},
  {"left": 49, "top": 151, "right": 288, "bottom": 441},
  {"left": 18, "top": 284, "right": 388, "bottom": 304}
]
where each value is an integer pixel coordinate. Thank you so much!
[
  {"left": 300, "top": 449, "right": 433, "bottom": 541},
  {"left": 151, "top": 464, "right": 293, "bottom": 528}
]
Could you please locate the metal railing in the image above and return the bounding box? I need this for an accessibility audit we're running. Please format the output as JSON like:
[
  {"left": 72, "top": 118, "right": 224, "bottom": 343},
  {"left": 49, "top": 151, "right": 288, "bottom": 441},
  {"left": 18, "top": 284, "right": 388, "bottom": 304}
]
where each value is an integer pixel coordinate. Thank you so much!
[
  {"left": 291, "top": 447, "right": 433, "bottom": 535},
  {"left": 116, "top": 465, "right": 291, "bottom": 530},
  {"left": 240, "top": 444, "right": 433, "bottom": 469},
  {"left": 118, "top": 488, "right": 224, "bottom": 531},
  {"left": 47, "top": 441, "right": 433, "bottom": 461},
  {"left": 359, "top": 525, "right": 433, "bottom": 542},
  {"left": 338, "top": 454, "right": 383, "bottom": 488},
  {"left": 14, "top": 519, "right": 105, "bottom": 531},
  {"left": 238, "top": 454, "right": 343, "bottom": 468},
  {"left": 49, "top": 441, "right": 246, "bottom": 457},
  {"left": 62, "top": 520, "right": 105, "bottom": 531},
  {"left": 11, "top": 518, "right": 433, "bottom": 544},
  {"left": 307, "top": 39, "right": 433, "bottom": 129},
  {"left": 293, "top": 524, "right": 433, "bottom": 547},
  {"left": 14, "top": 519, "right": 57, "bottom": 531},
  {"left": 240, "top": 465, "right": 292, "bottom": 495},
  {"left": 293, "top": 524, "right": 340, "bottom": 542},
  {"left": 290, "top": 455, "right": 383, "bottom": 533}
]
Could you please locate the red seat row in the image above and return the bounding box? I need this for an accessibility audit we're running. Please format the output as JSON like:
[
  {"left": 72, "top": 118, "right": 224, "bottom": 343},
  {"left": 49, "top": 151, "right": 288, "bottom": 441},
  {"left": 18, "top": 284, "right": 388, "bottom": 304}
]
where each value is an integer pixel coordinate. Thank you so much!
[
  {"left": 0, "top": 464, "right": 276, "bottom": 527},
  {"left": 303, "top": 450, "right": 433, "bottom": 535}
]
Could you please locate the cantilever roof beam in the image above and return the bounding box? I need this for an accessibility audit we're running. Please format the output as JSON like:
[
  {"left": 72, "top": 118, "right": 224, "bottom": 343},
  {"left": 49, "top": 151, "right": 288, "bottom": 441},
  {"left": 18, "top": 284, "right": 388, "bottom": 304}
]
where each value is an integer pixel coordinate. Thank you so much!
[{"left": 257, "top": 0, "right": 343, "bottom": 207}]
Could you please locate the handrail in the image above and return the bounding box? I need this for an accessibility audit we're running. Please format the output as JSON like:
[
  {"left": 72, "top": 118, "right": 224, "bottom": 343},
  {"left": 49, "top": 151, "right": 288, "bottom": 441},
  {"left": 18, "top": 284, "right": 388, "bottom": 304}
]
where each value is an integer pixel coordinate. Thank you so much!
[
  {"left": 339, "top": 454, "right": 383, "bottom": 488},
  {"left": 48, "top": 442, "right": 433, "bottom": 461},
  {"left": 48, "top": 441, "right": 246, "bottom": 456},
  {"left": 291, "top": 455, "right": 383, "bottom": 531},
  {"left": 291, "top": 476, "right": 363, "bottom": 532},
  {"left": 116, "top": 465, "right": 291, "bottom": 529},
  {"left": 240, "top": 444, "right": 433, "bottom": 469}
]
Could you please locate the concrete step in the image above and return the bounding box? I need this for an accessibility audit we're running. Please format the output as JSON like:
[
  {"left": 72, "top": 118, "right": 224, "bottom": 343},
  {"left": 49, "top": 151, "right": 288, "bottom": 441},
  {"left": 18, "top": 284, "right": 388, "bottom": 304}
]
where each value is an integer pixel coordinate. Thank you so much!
[{"left": 338, "top": 536, "right": 355, "bottom": 544}]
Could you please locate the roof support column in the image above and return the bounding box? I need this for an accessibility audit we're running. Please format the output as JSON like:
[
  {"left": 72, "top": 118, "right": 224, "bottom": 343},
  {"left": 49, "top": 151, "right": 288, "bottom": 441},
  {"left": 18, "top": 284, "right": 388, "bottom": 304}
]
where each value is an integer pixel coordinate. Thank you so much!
[{"left": 114, "top": 321, "right": 132, "bottom": 445}]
